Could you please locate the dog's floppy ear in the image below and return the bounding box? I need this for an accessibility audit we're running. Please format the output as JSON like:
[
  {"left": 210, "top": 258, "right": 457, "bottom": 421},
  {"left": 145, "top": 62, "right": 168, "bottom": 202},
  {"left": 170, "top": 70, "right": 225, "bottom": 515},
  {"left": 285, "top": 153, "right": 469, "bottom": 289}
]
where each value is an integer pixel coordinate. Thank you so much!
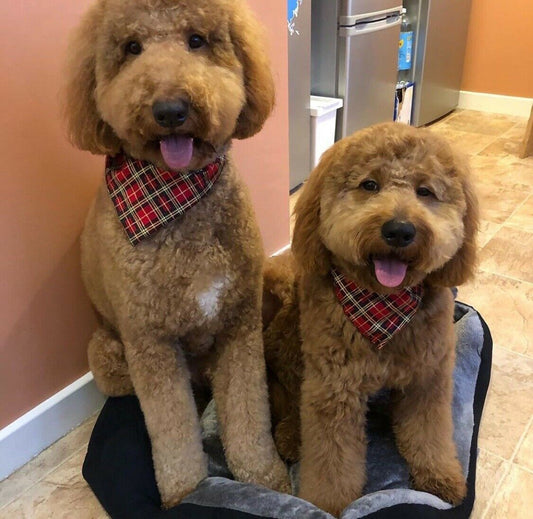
[
  {"left": 230, "top": 2, "right": 276, "bottom": 140},
  {"left": 292, "top": 156, "right": 332, "bottom": 276},
  {"left": 427, "top": 161, "right": 479, "bottom": 287},
  {"left": 62, "top": 1, "right": 120, "bottom": 155}
]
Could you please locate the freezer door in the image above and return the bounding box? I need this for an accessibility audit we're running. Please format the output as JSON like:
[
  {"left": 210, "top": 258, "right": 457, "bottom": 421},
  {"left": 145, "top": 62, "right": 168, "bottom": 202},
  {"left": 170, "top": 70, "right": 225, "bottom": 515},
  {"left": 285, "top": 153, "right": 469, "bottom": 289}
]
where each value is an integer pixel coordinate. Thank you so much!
[
  {"left": 341, "top": 0, "right": 402, "bottom": 17},
  {"left": 336, "top": 8, "right": 402, "bottom": 137}
]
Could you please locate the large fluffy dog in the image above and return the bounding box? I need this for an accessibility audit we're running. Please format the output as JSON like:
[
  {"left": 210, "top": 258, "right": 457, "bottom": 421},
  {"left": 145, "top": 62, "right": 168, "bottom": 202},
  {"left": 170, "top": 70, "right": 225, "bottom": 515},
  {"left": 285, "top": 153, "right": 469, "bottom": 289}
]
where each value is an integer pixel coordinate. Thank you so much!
[
  {"left": 63, "top": 0, "right": 288, "bottom": 508},
  {"left": 264, "top": 122, "right": 478, "bottom": 516}
]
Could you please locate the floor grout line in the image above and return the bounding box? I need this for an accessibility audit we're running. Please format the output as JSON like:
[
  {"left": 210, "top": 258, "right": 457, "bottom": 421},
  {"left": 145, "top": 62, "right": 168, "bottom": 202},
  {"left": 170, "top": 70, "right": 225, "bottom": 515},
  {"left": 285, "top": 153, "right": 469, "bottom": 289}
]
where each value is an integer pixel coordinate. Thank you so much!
[
  {"left": 502, "top": 193, "right": 532, "bottom": 224},
  {"left": 509, "top": 414, "right": 533, "bottom": 466},
  {"left": 480, "top": 460, "right": 511, "bottom": 519},
  {"left": 479, "top": 373, "right": 533, "bottom": 517},
  {"left": 480, "top": 415, "right": 533, "bottom": 517}
]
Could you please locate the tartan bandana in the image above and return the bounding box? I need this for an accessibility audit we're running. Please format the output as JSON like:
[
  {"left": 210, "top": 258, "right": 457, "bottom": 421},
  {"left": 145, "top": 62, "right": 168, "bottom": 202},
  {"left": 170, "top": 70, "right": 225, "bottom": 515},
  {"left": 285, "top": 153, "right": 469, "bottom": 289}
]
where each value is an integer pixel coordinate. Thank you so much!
[
  {"left": 332, "top": 268, "right": 423, "bottom": 348},
  {"left": 105, "top": 154, "right": 225, "bottom": 245}
]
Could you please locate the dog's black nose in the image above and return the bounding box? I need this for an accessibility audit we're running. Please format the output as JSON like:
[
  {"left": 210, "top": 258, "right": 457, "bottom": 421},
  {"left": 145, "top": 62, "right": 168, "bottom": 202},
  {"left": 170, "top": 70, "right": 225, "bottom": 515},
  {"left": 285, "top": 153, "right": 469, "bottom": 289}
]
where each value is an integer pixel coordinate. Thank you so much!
[
  {"left": 381, "top": 220, "right": 416, "bottom": 248},
  {"left": 152, "top": 99, "right": 189, "bottom": 128}
]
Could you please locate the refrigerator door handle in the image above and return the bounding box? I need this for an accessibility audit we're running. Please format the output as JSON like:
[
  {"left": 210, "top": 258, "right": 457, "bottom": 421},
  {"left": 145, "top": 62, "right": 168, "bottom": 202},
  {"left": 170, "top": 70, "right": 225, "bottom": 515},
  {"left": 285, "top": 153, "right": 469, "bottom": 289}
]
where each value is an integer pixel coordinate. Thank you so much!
[{"left": 339, "top": 7, "right": 403, "bottom": 37}]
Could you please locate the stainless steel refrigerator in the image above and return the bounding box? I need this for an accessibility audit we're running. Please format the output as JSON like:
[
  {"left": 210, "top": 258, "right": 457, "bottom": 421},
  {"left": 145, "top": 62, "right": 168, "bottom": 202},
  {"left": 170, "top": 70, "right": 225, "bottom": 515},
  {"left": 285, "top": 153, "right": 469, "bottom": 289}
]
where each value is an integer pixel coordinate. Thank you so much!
[
  {"left": 312, "top": 0, "right": 404, "bottom": 139},
  {"left": 405, "top": 0, "right": 473, "bottom": 126},
  {"left": 288, "top": 0, "right": 312, "bottom": 190}
]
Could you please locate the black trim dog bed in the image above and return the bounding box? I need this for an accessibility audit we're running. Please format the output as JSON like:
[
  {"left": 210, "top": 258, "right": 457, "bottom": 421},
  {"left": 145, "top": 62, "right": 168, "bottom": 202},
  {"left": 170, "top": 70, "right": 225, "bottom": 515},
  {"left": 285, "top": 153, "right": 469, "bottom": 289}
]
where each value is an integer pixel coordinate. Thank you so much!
[{"left": 83, "top": 302, "right": 492, "bottom": 519}]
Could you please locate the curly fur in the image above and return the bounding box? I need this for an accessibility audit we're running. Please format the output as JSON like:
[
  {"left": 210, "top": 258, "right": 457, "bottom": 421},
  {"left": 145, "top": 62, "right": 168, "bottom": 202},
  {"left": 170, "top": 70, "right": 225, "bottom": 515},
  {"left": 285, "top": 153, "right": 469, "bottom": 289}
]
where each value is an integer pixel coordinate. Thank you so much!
[
  {"left": 264, "top": 123, "right": 479, "bottom": 516},
  {"left": 63, "top": 0, "right": 288, "bottom": 508}
]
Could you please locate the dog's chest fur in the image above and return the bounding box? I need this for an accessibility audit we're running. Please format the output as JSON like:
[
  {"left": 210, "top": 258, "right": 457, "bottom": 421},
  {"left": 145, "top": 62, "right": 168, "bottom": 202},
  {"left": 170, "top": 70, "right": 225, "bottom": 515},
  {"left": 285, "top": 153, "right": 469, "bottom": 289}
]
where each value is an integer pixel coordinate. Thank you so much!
[
  {"left": 81, "top": 162, "right": 261, "bottom": 346},
  {"left": 345, "top": 288, "right": 455, "bottom": 391},
  {"left": 301, "top": 279, "right": 455, "bottom": 393}
]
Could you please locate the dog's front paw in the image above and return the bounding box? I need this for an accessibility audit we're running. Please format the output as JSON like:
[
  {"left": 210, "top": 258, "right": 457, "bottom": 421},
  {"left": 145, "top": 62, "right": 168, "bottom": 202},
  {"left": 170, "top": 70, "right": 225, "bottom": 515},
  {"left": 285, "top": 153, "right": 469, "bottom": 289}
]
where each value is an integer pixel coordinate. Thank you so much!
[
  {"left": 234, "top": 455, "right": 291, "bottom": 494},
  {"left": 160, "top": 484, "right": 196, "bottom": 510},
  {"left": 298, "top": 489, "right": 351, "bottom": 518},
  {"left": 411, "top": 464, "right": 467, "bottom": 505},
  {"left": 255, "top": 456, "right": 292, "bottom": 494},
  {"left": 266, "top": 457, "right": 292, "bottom": 494},
  {"left": 156, "top": 463, "right": 207, "bottom": 509}
]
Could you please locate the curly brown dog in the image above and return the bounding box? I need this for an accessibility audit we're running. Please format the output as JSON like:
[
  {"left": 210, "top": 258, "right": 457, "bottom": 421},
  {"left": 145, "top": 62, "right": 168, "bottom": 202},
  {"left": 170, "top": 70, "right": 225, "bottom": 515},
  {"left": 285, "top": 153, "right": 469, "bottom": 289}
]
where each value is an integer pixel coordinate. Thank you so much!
[
  {"left": 63, "top": 0, "right": 289, "bottom": 508},
  {"left": 263, "top": 122, "right": 478, "bottom": 516}
]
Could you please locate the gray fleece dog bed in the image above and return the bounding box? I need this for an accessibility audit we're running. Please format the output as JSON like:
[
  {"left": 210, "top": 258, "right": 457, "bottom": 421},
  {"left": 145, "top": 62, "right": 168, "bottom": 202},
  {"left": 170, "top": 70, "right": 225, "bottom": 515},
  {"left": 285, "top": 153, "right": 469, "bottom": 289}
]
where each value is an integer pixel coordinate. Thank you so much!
[{"left": 83, "top": 302, "right": 492, "bottom": 519}]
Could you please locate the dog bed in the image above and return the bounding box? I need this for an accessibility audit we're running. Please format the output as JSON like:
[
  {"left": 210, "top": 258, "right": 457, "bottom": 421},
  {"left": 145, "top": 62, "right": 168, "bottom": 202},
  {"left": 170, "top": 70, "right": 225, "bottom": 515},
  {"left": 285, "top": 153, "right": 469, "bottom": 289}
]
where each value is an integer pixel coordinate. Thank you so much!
[{"left": 83, "top": 301, "right": 491, "bottom": 519}]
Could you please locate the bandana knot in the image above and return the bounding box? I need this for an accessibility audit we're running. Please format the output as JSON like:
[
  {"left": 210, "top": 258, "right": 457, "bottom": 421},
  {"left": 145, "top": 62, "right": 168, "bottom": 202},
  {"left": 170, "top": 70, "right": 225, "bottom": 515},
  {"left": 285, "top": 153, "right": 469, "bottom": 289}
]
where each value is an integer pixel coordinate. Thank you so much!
[
  {"left": 105, "top": 154, "right": 225, "bottom": 245},
  {"left": 332, "top": 268, "right": 423, "bottom": 348}
]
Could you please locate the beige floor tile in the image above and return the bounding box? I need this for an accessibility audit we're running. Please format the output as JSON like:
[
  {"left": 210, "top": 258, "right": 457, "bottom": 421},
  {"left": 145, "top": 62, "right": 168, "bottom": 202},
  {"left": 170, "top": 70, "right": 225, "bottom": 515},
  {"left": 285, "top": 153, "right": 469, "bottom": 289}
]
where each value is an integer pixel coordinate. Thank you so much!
[
  {"left": 0, "top": 415, "right": 97, "bottom": 508},
  {"left": 472, "top": 346, "right": 533, "bottom": 459},
  {"left": 478, "top": 226, "right": 533, "bottom": 284},
  {"left": 477, "top": 220, "right": 502, "bottom": 248},
  {"left": 469, "top": 155, "right": 533, "bottom": 193},
  {"left": 440, "top": 110, "right": 518, "bottom": 136},
  {"left": 428, "top": 126, "right": 497, "bottom": 156},
  {"left": 506, "top": 195, "right": 533, "bottom": 233},
  {"left": 479, "top": 136, "right": 533, "bottom": 163},
  {"left": 484, "top": 464, "right": 533, "bottom": 519},
  {"left": 425, "top": 111, "right": 464, "bottom": 133},
  {"left": 42, "top": 448, "right": 88, "bottom": 487},
  {"left": 458, "top": 271, "right": 533, "bottom": 357},
  {"left": 474, "top": 182, "right": 530, "bottom": 224},
  {"left": 0, "top": 449, "right": 107, "bottom": 519},
  {"left": 502, "top": 120, "right": 528, "bottom": 141},
  {"left": 470, "top": 449, "right": 509, "bottom": 519},
  {"left": 428, "top": 109, "right": 463, "bottom": 127},
  {"left": 515, "top": 418, "right": 533, "bottom": 471}
]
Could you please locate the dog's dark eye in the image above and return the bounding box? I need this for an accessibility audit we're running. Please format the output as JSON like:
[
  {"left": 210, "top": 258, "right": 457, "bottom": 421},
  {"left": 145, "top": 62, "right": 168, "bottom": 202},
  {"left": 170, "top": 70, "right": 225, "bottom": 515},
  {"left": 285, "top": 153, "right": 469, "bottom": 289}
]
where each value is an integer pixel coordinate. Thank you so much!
[
  {"left": 360, "top": 180, "right": 380, "bottom": 192},
  {"left": 188, "top": 34, "right": 207, "bottom": 50},
  {"left": 125, "top": 40, "right": 143, "bottom": 56},
  {"left": 417, "top": 186, "right": 434, "bottom": 198}
]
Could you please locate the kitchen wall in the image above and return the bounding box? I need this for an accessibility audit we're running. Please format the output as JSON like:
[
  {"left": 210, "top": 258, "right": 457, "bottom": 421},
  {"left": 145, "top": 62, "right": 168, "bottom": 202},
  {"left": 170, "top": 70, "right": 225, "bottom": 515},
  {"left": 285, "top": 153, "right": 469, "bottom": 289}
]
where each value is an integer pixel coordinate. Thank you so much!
[
  {"left": 233, "top": 2, "right": 290, "bottom": 253},
  {"left": 462, "top": 0, "right": 533, "bottom": 98},
  {"left": 0, "top": 0, "right": 289, "bottom": 429}
]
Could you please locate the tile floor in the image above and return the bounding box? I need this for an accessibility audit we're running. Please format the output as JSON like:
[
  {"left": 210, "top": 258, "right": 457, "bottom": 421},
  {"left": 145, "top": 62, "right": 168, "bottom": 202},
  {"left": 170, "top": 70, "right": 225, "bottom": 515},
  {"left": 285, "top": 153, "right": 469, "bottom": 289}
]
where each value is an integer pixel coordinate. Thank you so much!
[{"left": 1, "top": 109, "right": 532, "bottom": 518}]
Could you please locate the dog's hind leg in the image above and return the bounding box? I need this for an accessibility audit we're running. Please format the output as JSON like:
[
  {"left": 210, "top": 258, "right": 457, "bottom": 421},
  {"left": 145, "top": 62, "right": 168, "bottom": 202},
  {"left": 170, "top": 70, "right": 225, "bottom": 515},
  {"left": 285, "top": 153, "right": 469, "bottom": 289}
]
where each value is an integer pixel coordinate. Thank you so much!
[
  {"left": 391, "top": 352, "right": 467, "bottom": 505},
  {"left": 273, "top": 412, "right": 300, "bottom": 463},
  {"left": 88, "top": 326, "right": 133, "bottom": 396}
]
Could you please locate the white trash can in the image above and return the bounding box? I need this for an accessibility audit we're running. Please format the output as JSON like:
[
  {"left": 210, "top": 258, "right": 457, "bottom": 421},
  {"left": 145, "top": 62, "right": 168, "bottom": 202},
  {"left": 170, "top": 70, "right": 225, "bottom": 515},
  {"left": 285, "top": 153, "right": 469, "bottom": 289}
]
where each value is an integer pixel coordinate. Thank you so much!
[{"left": 310, "top": 95, "right": 343, "bottom": 169}]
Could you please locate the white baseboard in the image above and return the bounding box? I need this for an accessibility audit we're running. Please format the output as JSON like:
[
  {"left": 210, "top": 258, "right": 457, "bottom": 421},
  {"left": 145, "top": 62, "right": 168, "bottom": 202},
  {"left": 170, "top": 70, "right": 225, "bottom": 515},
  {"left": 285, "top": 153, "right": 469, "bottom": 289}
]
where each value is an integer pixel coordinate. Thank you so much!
[
  {"left": 0, "top": 373, "right": 105, "bottom": 481},
  {"left": 458, "top": 91, "right": 533, "bottom": 118},
  {"left": 272, "top": 243, "right": 291, "bottom": 256}
]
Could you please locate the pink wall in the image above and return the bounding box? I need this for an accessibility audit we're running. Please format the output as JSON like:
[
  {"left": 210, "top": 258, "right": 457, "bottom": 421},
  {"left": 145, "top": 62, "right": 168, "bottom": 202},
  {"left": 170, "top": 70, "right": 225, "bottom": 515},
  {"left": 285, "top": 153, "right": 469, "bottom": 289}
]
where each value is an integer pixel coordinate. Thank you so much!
[
  {"left": 0, "top": 1, "right": 289, "bottom": 429},
  {"left": 462, "top": 0, "right": 533, "bottom": 98},
  {"left": 234, "top": 2, "right": 290, "bottom": 254}
]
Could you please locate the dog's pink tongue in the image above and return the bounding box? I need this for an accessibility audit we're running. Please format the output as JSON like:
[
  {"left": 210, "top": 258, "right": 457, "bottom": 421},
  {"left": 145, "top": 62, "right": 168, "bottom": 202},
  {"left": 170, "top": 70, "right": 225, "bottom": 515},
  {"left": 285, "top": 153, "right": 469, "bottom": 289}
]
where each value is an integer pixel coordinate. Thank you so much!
[
  {"left": 160, "top": 135, "right": 193, "bottom": 170},
  {"left": 373, "top": 257, "right": 408, "bottom": 288}
]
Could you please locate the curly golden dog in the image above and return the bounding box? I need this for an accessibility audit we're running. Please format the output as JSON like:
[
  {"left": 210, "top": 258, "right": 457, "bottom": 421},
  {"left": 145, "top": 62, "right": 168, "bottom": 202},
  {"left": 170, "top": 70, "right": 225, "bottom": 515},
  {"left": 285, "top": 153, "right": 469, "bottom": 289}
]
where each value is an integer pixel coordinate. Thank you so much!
[
  {"left": 63, "top": 0, "right": 289, "bottom": 508},
  {"left": 263, "top": 122, "right": 478, "bottom": 516}
]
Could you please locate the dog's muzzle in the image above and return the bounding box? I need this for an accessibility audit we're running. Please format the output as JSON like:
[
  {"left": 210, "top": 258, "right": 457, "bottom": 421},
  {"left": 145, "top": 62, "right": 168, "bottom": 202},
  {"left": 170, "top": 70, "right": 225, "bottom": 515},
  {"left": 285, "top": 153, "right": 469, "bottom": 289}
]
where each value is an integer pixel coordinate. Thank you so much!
[
  {"left": 381, "top": 220, "right": 416, "bottom": 248},
  {"left": 152, "top": 99, "right": 190, "bottom": 128}
]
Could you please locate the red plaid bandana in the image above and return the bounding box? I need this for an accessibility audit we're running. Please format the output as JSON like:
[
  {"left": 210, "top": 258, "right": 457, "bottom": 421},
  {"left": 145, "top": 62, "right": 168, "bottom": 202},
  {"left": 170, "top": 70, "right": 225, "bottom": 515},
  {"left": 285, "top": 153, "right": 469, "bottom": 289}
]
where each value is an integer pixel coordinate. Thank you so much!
[
  {"left": 332, "top": 268, "right": 423, "bottom": 348},
  {"left": 105, "top": 154, "right": 225, "bottom": 245}
]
